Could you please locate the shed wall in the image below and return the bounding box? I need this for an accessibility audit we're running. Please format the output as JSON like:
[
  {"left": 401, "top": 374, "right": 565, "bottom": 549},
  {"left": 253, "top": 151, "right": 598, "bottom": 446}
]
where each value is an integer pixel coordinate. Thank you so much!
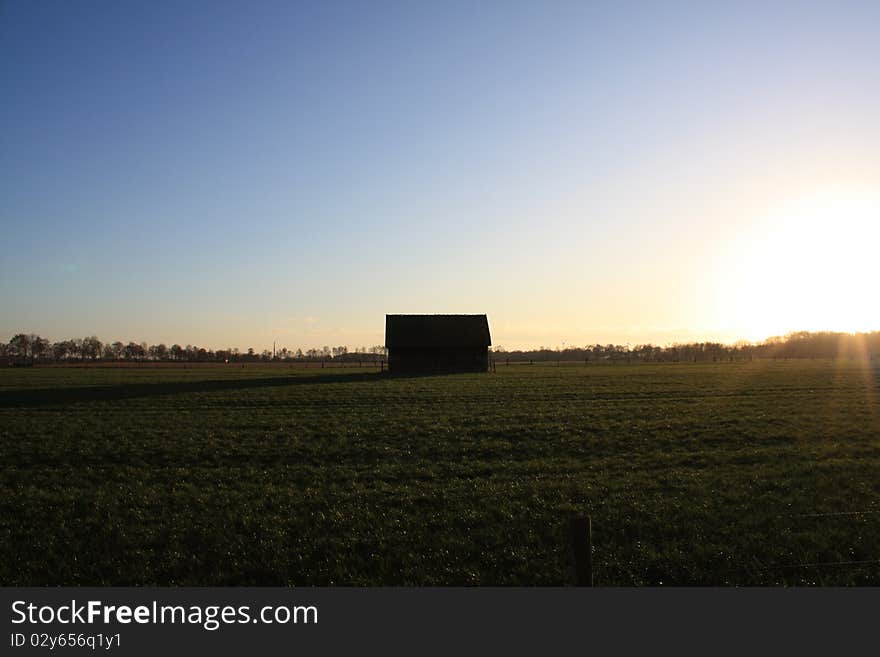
[{"left": 388, "top": 346, "right": 489, "bottom": 374}]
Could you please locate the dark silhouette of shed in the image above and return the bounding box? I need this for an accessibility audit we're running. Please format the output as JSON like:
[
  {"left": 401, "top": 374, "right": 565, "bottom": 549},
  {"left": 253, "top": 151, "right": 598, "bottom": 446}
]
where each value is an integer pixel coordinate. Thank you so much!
[{"left": 385, "top": 314, "right": 491, "bottom": 374}]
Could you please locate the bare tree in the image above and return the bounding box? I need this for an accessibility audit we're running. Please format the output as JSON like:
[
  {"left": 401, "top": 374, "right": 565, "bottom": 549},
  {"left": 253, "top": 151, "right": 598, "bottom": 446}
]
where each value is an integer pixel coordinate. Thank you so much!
[
  {"left": 54, "top": 340, "right": 74, "bottom": 361},
  {"left": 123, "top": 341, "right": 145, "bottom": 360},
  {"left": 8, "top": 333, "right": 32, "bottom": 359},
  {"left": 31, "top": 335, "right": 50, "bottom": 361},
  {"left": 82, "top": 336, "right": 103, "bottom": 360}
]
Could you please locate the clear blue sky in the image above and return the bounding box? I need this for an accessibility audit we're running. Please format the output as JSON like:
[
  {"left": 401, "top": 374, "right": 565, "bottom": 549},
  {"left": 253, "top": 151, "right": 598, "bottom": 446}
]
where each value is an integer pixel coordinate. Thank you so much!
[{"left": 3, "top": 1, "right": 879, "bottom": 350}]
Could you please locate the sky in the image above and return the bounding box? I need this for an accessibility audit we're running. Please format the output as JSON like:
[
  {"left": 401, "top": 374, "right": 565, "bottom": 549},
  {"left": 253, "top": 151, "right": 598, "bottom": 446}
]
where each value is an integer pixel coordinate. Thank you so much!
[{"left": 2, "top": 1, "right": 879, "bottom": 351}]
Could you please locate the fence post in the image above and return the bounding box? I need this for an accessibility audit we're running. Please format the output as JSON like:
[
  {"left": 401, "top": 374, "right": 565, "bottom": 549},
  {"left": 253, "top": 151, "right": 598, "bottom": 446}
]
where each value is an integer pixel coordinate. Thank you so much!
[{"left": 569, "top": 516, "right": 593, "bottom": 586}]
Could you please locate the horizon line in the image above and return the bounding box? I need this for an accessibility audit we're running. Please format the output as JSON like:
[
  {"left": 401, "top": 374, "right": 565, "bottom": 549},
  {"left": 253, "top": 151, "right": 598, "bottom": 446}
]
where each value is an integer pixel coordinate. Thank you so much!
[{"left": 4, "top": 328, "right": 880, "bottom": 355}]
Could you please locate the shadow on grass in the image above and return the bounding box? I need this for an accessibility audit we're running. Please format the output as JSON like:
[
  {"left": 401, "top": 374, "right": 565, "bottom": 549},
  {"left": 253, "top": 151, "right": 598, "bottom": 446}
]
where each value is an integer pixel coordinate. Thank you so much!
[{"left": 0, "top": 371, "right": 391, "bottom": 408}]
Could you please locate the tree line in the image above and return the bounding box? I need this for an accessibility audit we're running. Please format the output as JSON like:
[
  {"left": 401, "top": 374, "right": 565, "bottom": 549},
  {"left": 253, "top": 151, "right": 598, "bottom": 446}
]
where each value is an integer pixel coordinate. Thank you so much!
[
  {"left": 491, "top": 331, "right": 879, "bottom": 363},
  {"left": 1, "top": 334, "right": 387, "bottom": 364},
  {"left": 2, "top": 330, "right": 877, "bottom": 365}
]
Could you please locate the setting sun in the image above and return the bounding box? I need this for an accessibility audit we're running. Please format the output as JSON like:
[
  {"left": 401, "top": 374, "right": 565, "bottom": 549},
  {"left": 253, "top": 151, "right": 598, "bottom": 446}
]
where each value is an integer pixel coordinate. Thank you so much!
[{"left": 716, "top": 188, "right": 880, "bottom": 341}]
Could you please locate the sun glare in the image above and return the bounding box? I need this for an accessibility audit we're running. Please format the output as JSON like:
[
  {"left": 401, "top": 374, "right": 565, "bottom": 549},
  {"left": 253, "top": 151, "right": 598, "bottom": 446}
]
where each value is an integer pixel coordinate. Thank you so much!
[{"left": 716, "top": 188, "right": 880, "bottom": 341}]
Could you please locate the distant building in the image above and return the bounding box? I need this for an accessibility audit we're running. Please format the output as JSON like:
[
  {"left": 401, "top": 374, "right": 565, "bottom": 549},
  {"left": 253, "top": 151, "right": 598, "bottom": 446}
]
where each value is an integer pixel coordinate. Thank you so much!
[{"left": 384, "top": 314, "right": 491, "bottom": 374}]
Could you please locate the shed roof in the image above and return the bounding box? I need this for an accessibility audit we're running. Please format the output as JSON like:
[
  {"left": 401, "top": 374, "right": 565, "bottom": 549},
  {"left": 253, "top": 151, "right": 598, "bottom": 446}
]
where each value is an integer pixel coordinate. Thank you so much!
[{"left": 385, "top": 314, "right": 491, "bottom": 348}]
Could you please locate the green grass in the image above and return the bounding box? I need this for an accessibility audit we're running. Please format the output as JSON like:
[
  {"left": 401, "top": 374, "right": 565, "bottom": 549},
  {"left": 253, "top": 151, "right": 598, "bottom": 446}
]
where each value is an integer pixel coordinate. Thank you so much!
[{"left": 1, "top": 361, "right": 879, "bottom": 585}]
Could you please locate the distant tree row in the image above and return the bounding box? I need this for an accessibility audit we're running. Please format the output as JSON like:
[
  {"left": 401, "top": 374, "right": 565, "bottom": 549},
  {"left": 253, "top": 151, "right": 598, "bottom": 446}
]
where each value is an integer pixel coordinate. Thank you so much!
[
  {"left": 2, "top": 331, "right": 877, "bottom": 365},
  {"left": 491, "top": 331, "right": 879, "bottom": 363},
  {"left": 0, "top": 334, "right": 387, "bottom": 364}
]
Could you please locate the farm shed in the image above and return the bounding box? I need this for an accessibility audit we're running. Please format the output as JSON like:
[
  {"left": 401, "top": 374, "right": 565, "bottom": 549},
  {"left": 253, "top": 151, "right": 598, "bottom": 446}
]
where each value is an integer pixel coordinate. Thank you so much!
[{"left": 385, "top": 314, "right": 491, "bottom": 374}]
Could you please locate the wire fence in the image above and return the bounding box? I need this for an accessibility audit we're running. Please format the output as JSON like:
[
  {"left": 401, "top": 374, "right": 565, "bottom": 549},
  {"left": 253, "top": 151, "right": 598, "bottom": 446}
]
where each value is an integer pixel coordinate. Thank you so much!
[{"left": 570, "top": 509, "right": 880, "bottom": 586}]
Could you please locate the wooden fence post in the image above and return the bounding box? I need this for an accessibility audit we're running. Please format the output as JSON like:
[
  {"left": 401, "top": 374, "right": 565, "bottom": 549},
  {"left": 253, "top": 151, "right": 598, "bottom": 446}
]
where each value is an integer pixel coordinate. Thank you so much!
[{"left": 569, "top": 516, "right": 593, "bottom": 586}]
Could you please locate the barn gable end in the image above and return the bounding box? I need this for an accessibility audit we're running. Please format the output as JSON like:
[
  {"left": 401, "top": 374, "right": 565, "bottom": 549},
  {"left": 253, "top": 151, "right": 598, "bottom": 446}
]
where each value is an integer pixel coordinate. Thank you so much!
[{"left": 385, "top": 314, "right": 491, "bottom": 374}]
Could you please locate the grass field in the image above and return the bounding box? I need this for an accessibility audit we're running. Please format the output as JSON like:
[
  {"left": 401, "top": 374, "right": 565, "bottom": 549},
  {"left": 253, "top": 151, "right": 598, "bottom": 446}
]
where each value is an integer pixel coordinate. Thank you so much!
[{"left": 1, "top": 361, "right": 879, "bottom": 585}]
